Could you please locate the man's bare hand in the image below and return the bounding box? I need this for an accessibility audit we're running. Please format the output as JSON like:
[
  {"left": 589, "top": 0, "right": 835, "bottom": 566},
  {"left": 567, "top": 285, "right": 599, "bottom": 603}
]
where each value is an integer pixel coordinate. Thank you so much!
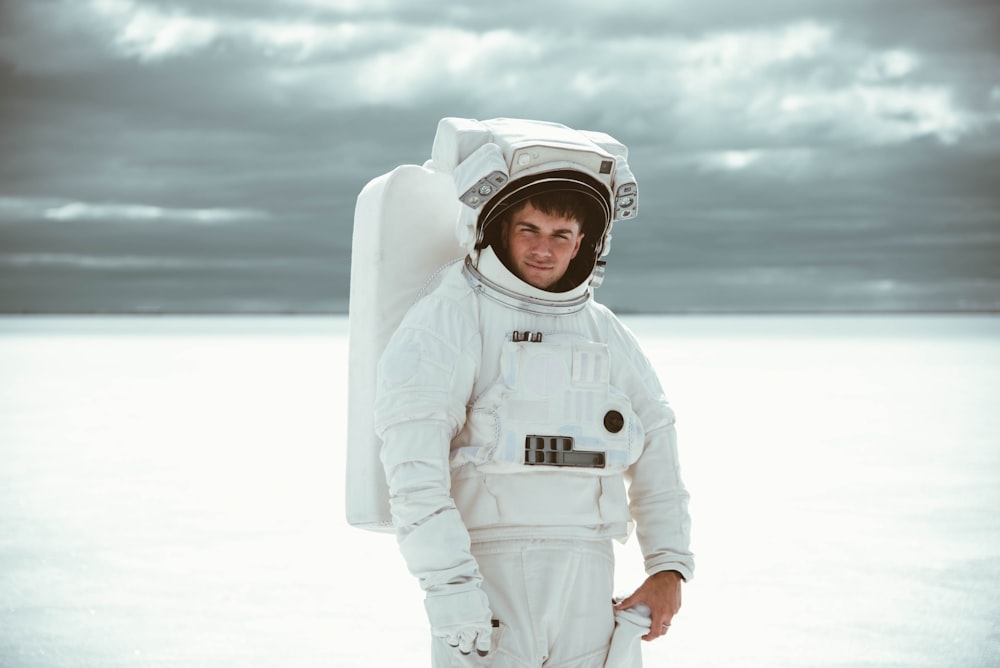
[{"left": 614, "top": 570, "right": 683, "bottom": 641}]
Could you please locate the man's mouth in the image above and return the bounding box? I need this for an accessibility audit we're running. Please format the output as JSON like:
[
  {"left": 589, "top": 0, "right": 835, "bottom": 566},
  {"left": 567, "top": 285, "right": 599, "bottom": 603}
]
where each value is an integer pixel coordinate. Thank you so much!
[{"left": 525, "top": 262, "right": 553, "bottom": 272}]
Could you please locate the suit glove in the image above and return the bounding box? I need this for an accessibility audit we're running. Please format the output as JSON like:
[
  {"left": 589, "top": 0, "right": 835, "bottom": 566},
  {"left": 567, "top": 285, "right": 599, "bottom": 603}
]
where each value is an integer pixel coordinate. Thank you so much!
[{"left": 424, "top": 588, "right": 493, "bottom": 656}]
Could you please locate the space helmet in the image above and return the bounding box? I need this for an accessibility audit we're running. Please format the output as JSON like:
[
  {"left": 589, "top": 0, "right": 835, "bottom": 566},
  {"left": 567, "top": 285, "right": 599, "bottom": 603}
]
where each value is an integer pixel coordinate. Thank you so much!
[{"left": 429, "top": 117, "right": 638, "bottom": 292}]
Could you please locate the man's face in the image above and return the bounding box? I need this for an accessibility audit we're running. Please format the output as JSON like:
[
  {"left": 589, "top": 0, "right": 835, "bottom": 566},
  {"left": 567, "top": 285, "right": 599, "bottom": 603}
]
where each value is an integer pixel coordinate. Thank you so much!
[{"left": 501, "top": 202, "right": 585, "bottom": 290}]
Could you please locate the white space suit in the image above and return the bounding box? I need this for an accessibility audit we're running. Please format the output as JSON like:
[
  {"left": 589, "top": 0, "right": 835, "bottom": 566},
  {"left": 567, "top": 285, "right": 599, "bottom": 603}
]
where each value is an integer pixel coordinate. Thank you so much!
[{"left": 351, "top": 118, "right": 693, "bottom": 667}]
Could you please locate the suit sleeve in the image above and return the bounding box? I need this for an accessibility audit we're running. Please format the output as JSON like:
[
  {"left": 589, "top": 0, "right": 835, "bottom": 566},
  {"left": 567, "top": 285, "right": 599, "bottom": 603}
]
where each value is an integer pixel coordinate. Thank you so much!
[
  {"left": 609, "top": 317, "right": 695, "bottom": 581},
  {"left": 373, "top": 296, "right": 485, "bottom": 596}
]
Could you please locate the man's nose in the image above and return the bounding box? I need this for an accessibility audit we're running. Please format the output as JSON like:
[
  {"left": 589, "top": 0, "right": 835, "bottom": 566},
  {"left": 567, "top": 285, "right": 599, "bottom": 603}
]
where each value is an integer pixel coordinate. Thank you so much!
[{"left": 532, "top": 237, "right": 553, "bottom": 257}]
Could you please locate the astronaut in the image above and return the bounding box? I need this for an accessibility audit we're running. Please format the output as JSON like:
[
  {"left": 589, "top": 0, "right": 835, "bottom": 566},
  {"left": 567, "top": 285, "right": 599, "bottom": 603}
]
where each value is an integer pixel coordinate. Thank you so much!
[{"left": 354, "top": 117, "right": 694, "bottom": 667}]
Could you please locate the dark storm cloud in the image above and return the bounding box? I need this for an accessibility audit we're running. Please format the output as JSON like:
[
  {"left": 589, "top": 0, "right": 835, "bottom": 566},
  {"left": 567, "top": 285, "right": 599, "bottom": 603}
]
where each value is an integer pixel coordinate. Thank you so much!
[
  {"left": 1, "top": 0, "right": 998, "bottom": 312},
  {"left": 606, "top": 136, "right": 1000, "bottom": 312}
]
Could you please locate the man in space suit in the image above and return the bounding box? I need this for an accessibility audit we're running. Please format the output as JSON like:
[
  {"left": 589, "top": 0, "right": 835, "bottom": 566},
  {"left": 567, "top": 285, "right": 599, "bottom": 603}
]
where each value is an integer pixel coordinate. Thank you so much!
[{"left": 371, "top": 118, "right": 694, "bottom": 667}]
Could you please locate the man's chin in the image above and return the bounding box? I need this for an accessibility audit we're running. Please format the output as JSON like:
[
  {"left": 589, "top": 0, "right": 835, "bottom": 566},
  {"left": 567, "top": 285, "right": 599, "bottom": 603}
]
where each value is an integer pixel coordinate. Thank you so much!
[
  {"left": 523, "top": 273, "right": 556, "bottom": 290},
  {"left": 521, "top": 267, "right": 557, "bottom": 289}
]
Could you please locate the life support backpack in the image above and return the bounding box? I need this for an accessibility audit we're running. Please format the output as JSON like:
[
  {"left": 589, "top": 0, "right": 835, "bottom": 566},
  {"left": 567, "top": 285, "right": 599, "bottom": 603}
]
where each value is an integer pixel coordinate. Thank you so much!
[{"left": 345, "top": 164, "right": 464, "bottom": 532}]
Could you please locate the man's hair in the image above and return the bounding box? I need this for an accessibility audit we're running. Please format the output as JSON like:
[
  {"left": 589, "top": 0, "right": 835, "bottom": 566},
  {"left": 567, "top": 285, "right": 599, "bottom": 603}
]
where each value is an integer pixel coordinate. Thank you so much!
[{"left": 499, "top": 190, "right": 589, "bottom": 230}]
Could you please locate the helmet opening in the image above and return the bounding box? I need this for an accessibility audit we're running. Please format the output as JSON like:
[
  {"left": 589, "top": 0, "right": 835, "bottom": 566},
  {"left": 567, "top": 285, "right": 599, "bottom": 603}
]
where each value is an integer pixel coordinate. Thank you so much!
[{"left": 476, "top": 171, "right": 611, "bottom": 292}]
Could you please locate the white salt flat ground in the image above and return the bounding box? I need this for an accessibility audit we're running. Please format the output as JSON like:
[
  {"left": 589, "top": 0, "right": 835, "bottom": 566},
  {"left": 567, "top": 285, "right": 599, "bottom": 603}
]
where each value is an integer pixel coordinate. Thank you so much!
[{"left": 1, "top": 315, "right": 998, "bottom": 667}]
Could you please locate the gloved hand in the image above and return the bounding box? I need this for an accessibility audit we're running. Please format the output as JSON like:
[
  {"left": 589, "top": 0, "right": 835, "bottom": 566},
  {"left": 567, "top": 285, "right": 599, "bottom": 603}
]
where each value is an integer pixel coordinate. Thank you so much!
[{"left": 424, "top": 588, "right": 493, "bottom": 656}]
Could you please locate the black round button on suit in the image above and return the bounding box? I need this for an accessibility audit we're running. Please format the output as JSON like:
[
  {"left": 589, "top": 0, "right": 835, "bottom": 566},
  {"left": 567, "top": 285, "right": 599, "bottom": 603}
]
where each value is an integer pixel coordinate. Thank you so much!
[{"left": 604, "top": 410, "right": 625, "bottom": 433}]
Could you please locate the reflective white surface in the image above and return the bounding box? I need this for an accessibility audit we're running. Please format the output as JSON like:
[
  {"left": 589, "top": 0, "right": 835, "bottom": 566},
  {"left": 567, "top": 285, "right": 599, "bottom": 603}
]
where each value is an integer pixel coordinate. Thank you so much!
[{"left": 1, "top": 315, "right": 998, "bottom": 667}]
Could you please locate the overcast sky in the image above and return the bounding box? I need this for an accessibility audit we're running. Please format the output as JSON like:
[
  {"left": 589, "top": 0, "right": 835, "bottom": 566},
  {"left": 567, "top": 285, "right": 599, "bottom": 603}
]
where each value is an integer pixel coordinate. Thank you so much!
[{"left": 1, "top": 0, "right": 998, "bottom": 313}]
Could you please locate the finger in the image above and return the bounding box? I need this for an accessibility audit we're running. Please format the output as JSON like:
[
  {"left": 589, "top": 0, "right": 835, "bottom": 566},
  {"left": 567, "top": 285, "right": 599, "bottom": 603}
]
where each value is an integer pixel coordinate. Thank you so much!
[
  {"left": 475, "top": 629, "right": 492, "bottom": 656},
  {"left": 458, "top": 630, "right": 475, "bottom": 655},
  {"left": 645, "top": 618, "right": 672, "bottom": 641},
  {"left": 614, "top": 593, "right": 638, "bottom": 610}
]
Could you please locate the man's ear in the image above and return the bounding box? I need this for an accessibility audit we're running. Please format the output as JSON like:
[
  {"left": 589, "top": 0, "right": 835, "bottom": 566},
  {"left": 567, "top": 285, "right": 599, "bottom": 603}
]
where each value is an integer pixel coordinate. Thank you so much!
[{"left": 570, "top": 232, "right": 584, "bottom": 259}]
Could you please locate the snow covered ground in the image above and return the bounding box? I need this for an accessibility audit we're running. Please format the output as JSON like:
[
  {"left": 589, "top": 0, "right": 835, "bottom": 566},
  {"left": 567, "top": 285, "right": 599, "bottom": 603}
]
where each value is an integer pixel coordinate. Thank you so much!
[{"left": 1, "top": 315, "right": 998, "bottom": 667}]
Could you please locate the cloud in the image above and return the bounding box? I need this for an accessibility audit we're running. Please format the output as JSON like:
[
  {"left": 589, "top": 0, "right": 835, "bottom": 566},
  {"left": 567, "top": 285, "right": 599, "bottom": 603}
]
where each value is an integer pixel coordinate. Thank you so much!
[
  {"left": 4, "top": 2, "right": 995, "bottom": 150},
  {"left": 1, "top": 0, "right": 998, "bottom": 312},
  {"left": 695, "top": 150, "right": 764, "bottom": 172},
  {"left": 89, "top": 0, "right": 402, "bottom": 63},
  {"left": 0, "top": 197, "right": 266, "bottom": 224},
  {"left": 0, "top": 252, "right": 300, "bottom": 270},
  {"left": 97, "top": 0, "right": 221, "bottom": 62},
  {"left": 643, "top": 22, "right": 988, "bottom": 148}
]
